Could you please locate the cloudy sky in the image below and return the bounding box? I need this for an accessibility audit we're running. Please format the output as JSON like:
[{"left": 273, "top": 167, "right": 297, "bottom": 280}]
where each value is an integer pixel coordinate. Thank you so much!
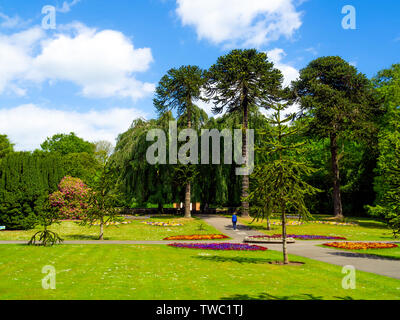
[{"left": 0, "top": 0, "right": 399, "bottom": 150}]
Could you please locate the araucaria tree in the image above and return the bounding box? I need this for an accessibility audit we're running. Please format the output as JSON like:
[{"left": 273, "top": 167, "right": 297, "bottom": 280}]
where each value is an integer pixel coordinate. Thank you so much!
[
  {"left": 293, "top": 56, "right": 377, "bottom": 219},
  {"left": 81, "top": 165, "right": 123, "bottom": 240},
  {"left": 28, "top": 202, "right": 63, "bottom": 247},
  {"left": 205, "top": 49, "right": 283, "bottom": 217},
  {"left": 247, "top": 103, "right": 319, "bottom": 264},
  {"left": 154, "top": 65, "right": 206, "bottom": 218}
]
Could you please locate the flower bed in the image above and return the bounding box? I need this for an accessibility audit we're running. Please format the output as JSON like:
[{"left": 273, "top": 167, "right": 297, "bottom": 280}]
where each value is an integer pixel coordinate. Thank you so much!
[
  {"left": 141, "top": 221, "right": 183, "bottom": 227},
  {"left": 323, "top": 242, "right": 398, "bottom": 250},
  {"left": 164, "top": 234, "right": 229, "bottom": 241},
  {"left": 249, "top": 235, "right": 347, "bottom": 240},
  {"left": 244, "top": 236, "right": 295, "bottom": 244},
  {"left": 271, "top": 221, "right": 303, "bottom": 226},
  {"left": 312, "top": 221, "right": 358, "bottom": 227},
  {"left": 90, "top": 221, "right": 132, "bottom": 226},
  {"left": 168, "top": 243, "right": 267, "bottom": 251}
]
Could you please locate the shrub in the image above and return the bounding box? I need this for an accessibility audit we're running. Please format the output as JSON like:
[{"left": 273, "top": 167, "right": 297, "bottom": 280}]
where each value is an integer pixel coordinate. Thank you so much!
[
  {"left": 0, "top": 152, "right": 64, "bottom": 230},
  {"left": 49, "top": 176, "right": 91, "bottom": 220}
]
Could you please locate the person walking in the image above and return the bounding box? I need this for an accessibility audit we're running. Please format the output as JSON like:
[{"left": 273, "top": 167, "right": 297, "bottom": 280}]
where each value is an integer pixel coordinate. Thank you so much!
[{"left": 232, "top": 213, "right": 238, "bottom": 231}]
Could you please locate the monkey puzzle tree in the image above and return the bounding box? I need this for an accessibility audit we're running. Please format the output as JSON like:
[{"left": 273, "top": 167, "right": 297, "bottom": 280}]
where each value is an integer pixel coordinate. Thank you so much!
[
  {"left": 293, "top": 56, "right": 378, "bottom": 219},
  {"left": 28, "top": 201, "right": 63, "bottom": 247},
  {"left": 247, "top": 103, "right": 319, "bottom": 264},
  {"left": 81, "top": 164, "right": 124, "bottom": 240},
  {"left": 154, "top": 65, "right": 206, "bottom": 218},
  {"left": 205, "top": 49, "right": 283, "bottom": 217}
]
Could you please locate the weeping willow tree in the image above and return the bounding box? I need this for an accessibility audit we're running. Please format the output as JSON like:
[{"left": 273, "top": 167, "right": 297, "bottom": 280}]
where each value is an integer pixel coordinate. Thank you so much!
[
  {"left": 247, "top": 103, "right": 320, "bottom": 264},
  {"left": 110, "top": 114, "right": 176, "bottom": 212}
]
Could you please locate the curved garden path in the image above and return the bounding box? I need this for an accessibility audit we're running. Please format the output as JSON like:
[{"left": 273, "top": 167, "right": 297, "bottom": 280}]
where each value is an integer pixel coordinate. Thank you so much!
[
  {"left": 1, "top": 215, "right": 399, "bottom": 279},
  {"left": 199, "top": 215, "right": 400, "bottom": 280}
]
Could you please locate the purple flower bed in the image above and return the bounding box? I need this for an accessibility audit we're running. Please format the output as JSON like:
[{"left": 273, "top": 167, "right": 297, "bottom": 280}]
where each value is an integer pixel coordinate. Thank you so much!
[
  {"left": 168, "top": 243, "right": 268, "bottom": 251},
  {"left": 249, "top": 235, "right": 347, "bottom": 240}
]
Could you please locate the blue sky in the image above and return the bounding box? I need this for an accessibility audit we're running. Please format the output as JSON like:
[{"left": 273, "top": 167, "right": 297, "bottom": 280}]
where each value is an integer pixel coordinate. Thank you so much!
[{"left": 0, "top": 0, "right": 399, "bottom": 150}]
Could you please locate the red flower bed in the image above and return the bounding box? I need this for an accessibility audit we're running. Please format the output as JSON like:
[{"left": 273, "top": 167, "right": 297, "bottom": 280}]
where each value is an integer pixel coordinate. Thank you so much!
[
  {"left": 323, "top": 242, "right": 398, "bottom": 250},
  {"left": 249, "top": 235, "right": 347, "bottom": 240},
  {"left": 168, "top": 243, "right": 267, "bottom": 251},
  {"left": 164, "top": 234, "right": 229, "bottom": 241}
]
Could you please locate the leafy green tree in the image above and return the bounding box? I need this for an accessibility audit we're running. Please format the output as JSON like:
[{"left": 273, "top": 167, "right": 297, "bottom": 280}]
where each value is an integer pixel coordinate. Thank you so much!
[
  {"left": 63, "top": 152, "right": 102, "bottom": 187},
  {"left": 41, "top": 132, "right": 95, "bottom": 155},
  {"left": 367, "top": 64, "right": 400, "bottom": 237},
  {"left": 110, "top": 116, "right": 175, "bottom": 211},
  {"left": 81, "top": 164, "right": 124, "bottom": 240},
  {"left": 154, "top": 65, "right": 206, "bottom": 218},
  {"left": 293, "top": 56, "right": 379, "bottom": 218},
  {"left": 94, "top": 140, "right": 114, "bottom": 166},
  {"left": 246, "top": 103, "right": 319, "bottom": 264},
  {"left": 0, "top": 135, "right": 14, "bottom": 160},
  {"left": 205, "top": 49, "right": 283, "bottom": 217}
]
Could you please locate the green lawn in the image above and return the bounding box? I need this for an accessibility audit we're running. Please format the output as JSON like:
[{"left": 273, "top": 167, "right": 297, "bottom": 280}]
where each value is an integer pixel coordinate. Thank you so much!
[
  {"left": 239, "top": 215, "right": 396, "bottom": 241},
  {"left": 0, "top": 244, "right": 399, "bottom": 300},
  {"left": 0, "top": 216, "right": 223, "bottom": 241}
]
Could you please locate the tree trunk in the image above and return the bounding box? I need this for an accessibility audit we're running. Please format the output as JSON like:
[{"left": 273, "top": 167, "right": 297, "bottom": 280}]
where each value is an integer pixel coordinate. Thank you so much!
[
  {"left": 266, "top": 217, "right": 271, "bottom": 231},
  {"left": 241, "top": 101, "right": 250, "bottom": 217},
  {"left": 184, "top": 106, "right": 192, "bottom": 219},
  {"left": 184, "top": 182, "right": 191, "bottom": 218},
  {"left": 330, "top": 133, "right": 343, "bottom": 219},
  {"left": 158, "top": 202, "right": 164, "bottom": 215},
  {"left": 282, "top": 208, "right": 289, "bottom": 265},
  {"left": 99, "top": 217, "right": 104, "bottom": 241}
]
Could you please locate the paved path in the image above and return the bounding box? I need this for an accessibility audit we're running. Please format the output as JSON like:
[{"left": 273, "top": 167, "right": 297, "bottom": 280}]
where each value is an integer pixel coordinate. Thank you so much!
[
  {"left": 1, "top": 215, "right": 400, "bottom": 280},
  {"left": 199, "top": 215, "right": 400, "bottom": 280}
]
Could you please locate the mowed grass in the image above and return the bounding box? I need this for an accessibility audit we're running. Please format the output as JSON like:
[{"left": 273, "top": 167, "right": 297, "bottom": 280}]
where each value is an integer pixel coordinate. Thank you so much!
[
  {"left": 0, "top": 244, "right": 399, "bottom": 300},
  {"left": 0, "top": 216, "right": 223, "bottom": 241},
  {"left": 239, "top": 215, "right": 395, "bottom": 241}
]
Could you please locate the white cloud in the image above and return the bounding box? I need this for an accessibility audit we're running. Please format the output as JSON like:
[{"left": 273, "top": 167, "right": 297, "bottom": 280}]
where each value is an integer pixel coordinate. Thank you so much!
[
  {"left": 267, "top": 48, "right": 299, "bottom": 87},
  {"left": 0, "top": 23, "right": 155, "bottom": 101},
  {"left": 176, "top": 0, "right": 302, "bottom": 47},
  {"left": 265, "top": 48, "right": 300, "bottom": 115},
  {"left": 0, "top": 27, "right": 44, "bottom": 95},
  {"left": 0, "top": 12, "right": 30, "bottom": 29},
  {"left": 0, "top": 104, "right": 147, "bottom": 151},
  {"left": 57, "top": 0, "right": 81, "bottom": 13}
]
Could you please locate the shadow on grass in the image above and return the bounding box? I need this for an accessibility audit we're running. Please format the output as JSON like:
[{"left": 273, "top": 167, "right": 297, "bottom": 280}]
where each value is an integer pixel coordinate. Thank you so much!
[
  {"left": 195, "top": 255, "right": 301, "bottom": 265},
  {"left": 221, "top": 293, "right": 325, "bottom": 300},
  {"left": 221, "top": 293, "right": 358, "bottom": 300},
  {"left": 327, "top": 251, "right": 400, "bottom": 261},
  {"left": 67, "top": 234, "right": 110, "bottom": 241},
  {"left": 356, "top": 221, "right": 390, "bottom": 230}
]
